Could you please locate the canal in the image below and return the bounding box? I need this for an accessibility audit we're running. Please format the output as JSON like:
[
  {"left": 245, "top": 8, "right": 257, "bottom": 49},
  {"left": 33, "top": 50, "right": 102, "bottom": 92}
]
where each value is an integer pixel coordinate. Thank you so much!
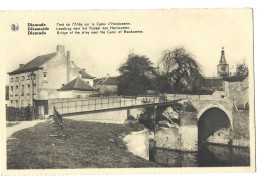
[{"left": 150, "top": 142, "right": 250, "bottom": 167}]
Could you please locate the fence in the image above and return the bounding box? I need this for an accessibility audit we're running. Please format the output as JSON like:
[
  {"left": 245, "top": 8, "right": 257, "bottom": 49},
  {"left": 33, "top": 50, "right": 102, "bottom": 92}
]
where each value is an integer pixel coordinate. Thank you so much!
[
  {"left": 166, "top": 94, "right": 216, "bottom": 101},
  {"left": 48, "top": 96, "right": 164, "bottom": 115},
  {"left": 53, "top": 106, "right": 63, "bottom": 130},
  {"left": 48, "top": 93, "right": 224, "bottom": 116}
]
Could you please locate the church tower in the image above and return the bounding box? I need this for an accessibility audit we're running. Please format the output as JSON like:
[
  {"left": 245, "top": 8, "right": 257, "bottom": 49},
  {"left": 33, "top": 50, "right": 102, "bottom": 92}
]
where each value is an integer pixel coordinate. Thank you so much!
[{"left": 217, "top": 47, "right": 229, "bottom": 77}]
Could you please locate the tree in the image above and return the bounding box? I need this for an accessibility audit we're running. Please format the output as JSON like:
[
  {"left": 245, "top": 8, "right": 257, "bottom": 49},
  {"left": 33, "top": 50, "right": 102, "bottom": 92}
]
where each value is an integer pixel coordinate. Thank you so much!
[
  {"left": 118, "top": 53, "right": 156, "bottom": 95},
  {"left": 138, "top": 107, "right": 156, "bottom": 132},
  {"left": 234, "top": 63, "right": 248, "bottom": 80},
  {"left": 224, "top": 62, "right": 248, "bottom": 82},
  {"left": 158, "top": 47, "right": 203, "bottom": 93}
]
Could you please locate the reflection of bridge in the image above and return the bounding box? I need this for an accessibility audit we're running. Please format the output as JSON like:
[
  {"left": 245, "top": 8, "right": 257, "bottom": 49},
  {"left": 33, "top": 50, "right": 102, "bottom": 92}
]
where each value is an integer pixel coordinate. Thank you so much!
[{"left": 51, "top": 93, "right": 233, "bottom": 152}]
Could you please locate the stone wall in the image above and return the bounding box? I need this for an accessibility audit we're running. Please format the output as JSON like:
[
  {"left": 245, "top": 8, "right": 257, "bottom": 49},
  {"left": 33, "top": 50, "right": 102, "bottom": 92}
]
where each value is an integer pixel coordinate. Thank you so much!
[
  {"left": 155, "top": 111, "right": 198, "bottom": 152},
  {"left": 228, "top": 77, "right": 249, "bottom": 108},
  {"left": 154, "top": 99, "right": 233, "bottom": 151},
  {"left": 123, "top": 129, "right": 149, "bottom": 160}
]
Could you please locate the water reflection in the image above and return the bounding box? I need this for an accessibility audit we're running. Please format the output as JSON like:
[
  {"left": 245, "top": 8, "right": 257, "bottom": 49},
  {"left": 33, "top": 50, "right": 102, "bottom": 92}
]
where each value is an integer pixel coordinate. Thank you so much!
[{"left": 150, "top": 144, "right": 250, "bottom": 167}]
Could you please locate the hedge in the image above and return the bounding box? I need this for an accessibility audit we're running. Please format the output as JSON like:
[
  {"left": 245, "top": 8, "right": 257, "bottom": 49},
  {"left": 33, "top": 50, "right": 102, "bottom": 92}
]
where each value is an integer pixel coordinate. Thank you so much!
[{"left": 6, "top": 107, "right": 32, "bottom": 121}]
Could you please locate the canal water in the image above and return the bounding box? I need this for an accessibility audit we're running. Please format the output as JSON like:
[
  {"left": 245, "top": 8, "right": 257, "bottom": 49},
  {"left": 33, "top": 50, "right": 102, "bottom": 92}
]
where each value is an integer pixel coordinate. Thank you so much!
[{"left": 150, "top": 143, "right": 250, "bottom": 167}]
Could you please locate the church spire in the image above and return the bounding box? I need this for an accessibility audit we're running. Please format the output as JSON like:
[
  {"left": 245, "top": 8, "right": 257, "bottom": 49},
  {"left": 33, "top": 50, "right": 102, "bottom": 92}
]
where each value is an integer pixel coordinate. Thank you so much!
[
  {"left": 217, "top": 47, "right": 229, "bottom": 77},
  {"left": 219, "top": 47, "right": 227, "bottom": 64}
]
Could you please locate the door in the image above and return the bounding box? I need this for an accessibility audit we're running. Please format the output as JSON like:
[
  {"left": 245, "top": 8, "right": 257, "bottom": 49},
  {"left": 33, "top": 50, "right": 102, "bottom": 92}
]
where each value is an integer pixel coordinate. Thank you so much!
[{"left": 38, "top": 105, "right": 44, "bottom": 119}]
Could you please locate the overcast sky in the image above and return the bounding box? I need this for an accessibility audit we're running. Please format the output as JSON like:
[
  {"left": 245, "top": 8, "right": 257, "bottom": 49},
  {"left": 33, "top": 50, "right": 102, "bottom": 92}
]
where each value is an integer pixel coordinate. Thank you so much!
[{"left": 2, "top": 9, "right": 253, "bottom": 82}]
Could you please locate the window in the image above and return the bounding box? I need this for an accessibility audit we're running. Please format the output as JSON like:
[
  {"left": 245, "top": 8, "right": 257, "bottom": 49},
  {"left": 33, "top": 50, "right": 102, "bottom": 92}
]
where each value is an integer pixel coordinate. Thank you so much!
[
  {"left": 27, "top": 84, "right": 30, "bottom": 94},
  {"left": 15, "top": 86, "right": 19, "bottom": 95},
  {"left": 10, "top": 77, "right": 13, "bottom": 82},
  {"left": 27, "top": 75, "right": 30, "bottom": 80},
  {"left": 33, "top": 84, "right": 36, "bottom": 94},
  {"left": 26, "top": 100, "right": 30, "bottom": 106},
  {"left": 15, "top": 77, "right": 19, "bottom": 82},
  {"left": 21, "top": 100, "right": 24, "bottom": 107},
  {"left": 21, "top": 85, "right": 24, "bottom": 95},
  {"left": 10, "top": 86, "right": 13, "bottom": 96},
  {"left": 43, "top": 72, "right": 47, "bottom": 81},
  {"left": 10, "top": 100, "right": 13, "bottom": 106},
  {"left": 15, "top": 100, "right": 18, "bottom": 107},
  {"left": 21, "top": 76, "right": 25, "bottom": 81}
]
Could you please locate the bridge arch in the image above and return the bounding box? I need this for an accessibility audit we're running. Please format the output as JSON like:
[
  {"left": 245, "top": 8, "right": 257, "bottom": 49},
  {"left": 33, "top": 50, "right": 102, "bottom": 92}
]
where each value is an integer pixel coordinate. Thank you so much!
[
  {"left": 197, "top": 104, "right": 232, "bottom": 126},
  {"left": 197, "top": 104, "right": 232, "bottom": 144}
]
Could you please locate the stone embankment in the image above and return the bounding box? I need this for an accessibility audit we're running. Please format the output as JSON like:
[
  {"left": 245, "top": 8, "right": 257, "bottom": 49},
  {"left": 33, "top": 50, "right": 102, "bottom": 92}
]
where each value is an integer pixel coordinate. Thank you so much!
[{"left": 123, "top": 129, "right": 149, "bottom": 160}]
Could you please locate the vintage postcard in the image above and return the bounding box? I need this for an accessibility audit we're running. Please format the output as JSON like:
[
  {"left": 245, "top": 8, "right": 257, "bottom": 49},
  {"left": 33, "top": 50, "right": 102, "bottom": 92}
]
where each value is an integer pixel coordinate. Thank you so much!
[{"left": 0, "top": 9, "right": 255, "bottom": 175}]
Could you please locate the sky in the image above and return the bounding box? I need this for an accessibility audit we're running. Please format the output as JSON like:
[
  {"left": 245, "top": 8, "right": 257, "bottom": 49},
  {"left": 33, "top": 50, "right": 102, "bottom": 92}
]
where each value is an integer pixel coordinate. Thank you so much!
[{"left": 1, "top": 9, "right": 253, "bottom": 82}]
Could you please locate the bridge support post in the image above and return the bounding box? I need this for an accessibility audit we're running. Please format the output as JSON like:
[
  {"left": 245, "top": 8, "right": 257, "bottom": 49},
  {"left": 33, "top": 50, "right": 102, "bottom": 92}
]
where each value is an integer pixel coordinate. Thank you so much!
[{"left": 155, "top": 111, "right": 198, "bottom": 152}]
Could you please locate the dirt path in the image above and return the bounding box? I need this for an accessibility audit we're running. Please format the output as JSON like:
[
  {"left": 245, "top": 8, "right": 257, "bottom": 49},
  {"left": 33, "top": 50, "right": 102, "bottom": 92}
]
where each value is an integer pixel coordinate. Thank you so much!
[{"left": 7, "top": 120, "right": 46, "bottom": 139}]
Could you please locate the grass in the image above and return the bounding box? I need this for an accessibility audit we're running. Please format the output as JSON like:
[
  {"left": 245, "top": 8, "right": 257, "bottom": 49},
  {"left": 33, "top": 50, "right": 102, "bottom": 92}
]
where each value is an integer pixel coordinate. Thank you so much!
[{"left": 7, "top": 119, "right": 160, "bottom": 169}]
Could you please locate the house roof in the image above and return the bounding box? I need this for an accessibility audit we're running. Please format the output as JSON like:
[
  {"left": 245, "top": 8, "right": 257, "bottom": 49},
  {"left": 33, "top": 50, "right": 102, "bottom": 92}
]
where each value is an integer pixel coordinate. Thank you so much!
[
  {"left": 58, "top": 77, "right": 95, "bottom": 91},
  {"left": 79, "top": 70, "right": 95, "bottom": 79},
  {"left": 8, "top": 53, "right": 57, "bottom": 75},
  {"left": 103, "top": 77, "right": 119, "bottom": 85},
  {"left": 94, "top": 76, "right": 119, "bottom": 85},
  {"left": 94, "top": 78, "right": 106, "bottom": 85},
  {"left": 201, "top": 77, "right": 224, "bottom": 88}
]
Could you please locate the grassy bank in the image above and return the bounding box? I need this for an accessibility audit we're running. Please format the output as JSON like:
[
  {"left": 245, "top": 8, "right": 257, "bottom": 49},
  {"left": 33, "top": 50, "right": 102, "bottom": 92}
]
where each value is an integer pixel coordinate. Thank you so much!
[{"left": 7, "top": 119, "right": 159, "bottom": 169}]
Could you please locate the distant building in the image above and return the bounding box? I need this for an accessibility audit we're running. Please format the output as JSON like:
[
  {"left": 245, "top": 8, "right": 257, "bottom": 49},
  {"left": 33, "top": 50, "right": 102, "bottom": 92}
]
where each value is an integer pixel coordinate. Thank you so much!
[
  {"left": 7, "top": 45, "right": 94, "bottom": 107},
  {"left": 217, "top": 47, "right": 229, "bottom": 77},
  {"left": 79, "top": 69, "right": 95, "bottom": 87},
  {"left": 200, "top": 77, "right": 224, "bottom": 92},
  {"left": 200, "top": 47, "right": 231, "bottom": 93},
  {"left": 58, "top": 77, "right": 95, "bottom": 98},
  {"left": 94, "top": 75, "right": 119, "bottom": 95}
]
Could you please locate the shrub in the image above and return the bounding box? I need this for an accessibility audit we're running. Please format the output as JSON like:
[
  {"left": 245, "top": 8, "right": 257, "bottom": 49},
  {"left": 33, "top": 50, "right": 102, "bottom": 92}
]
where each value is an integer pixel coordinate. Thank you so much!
[
  {"left": 138, "top": 107, "right": 156, "bottom": 131},
  {"left": 6, "top": 107, "right": 32, "bottom": 121}
]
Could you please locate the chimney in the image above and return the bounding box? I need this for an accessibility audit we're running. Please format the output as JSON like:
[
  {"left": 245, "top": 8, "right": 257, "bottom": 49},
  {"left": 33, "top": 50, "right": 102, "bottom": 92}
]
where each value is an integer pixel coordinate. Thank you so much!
[
  {"left": 67, "top": 51, "right": 70, "bottom": 83},
  {"left": 57, "top": 45, "right": 65, "bottom": 55},
  {"left": 19, "top": 64, "right": 24, "bottom": 68}
]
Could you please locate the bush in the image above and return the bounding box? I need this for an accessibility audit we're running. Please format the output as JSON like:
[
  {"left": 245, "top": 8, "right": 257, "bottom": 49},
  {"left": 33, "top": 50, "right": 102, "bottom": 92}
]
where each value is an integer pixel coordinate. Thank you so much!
[
  {"left": 6, "top": 107, "right": 32, "bottom": 121},
  {"left": 138, "top": 107, "right": 156, "bottom": 131}
]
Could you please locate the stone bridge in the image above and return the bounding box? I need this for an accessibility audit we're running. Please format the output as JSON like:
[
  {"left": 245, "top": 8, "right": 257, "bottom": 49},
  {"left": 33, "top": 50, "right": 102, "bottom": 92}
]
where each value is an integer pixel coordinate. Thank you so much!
[{"left": 153, "top": 98, "right": 234, "bottom": 152}]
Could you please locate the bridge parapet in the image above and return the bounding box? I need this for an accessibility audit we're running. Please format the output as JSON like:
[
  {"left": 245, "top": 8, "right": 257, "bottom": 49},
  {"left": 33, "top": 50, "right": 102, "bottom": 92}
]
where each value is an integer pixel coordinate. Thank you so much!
[{"left": 166, "top": 91, "right": 228, "bottom": 101}]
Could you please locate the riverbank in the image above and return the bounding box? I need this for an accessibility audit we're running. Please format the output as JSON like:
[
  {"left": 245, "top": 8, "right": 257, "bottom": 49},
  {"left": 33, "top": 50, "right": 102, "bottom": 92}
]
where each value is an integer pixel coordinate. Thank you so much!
[{"left": 7, "top": 119, "right": 159, "bottom": 169}]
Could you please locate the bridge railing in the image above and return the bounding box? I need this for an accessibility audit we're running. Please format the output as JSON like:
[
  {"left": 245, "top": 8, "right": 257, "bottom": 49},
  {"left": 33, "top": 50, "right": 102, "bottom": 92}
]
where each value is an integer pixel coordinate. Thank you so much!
[
  {"left": 48, "top": 95, "right": 166, "bottom": 115},
  {"left": 166, "top": 94, "right": 220, "bottom": 101}
]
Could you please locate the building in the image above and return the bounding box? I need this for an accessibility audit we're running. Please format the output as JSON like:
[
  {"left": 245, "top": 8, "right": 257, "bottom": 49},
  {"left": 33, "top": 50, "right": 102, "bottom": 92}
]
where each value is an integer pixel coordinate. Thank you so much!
[
  {"left": 58, "top": 77, "right": 96, "bottom": 98},
  {"left": 94, "top": 75, "right": 119, "bottom": 95},
  {"left": 217, "top": 47, "right": 229, "bottom": 77},
  {"left": 79, "top": 69, "right": 95, "bottom": 87},
  {"left": 7, "top": 45, "right": 94, "bottom": 107}
]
